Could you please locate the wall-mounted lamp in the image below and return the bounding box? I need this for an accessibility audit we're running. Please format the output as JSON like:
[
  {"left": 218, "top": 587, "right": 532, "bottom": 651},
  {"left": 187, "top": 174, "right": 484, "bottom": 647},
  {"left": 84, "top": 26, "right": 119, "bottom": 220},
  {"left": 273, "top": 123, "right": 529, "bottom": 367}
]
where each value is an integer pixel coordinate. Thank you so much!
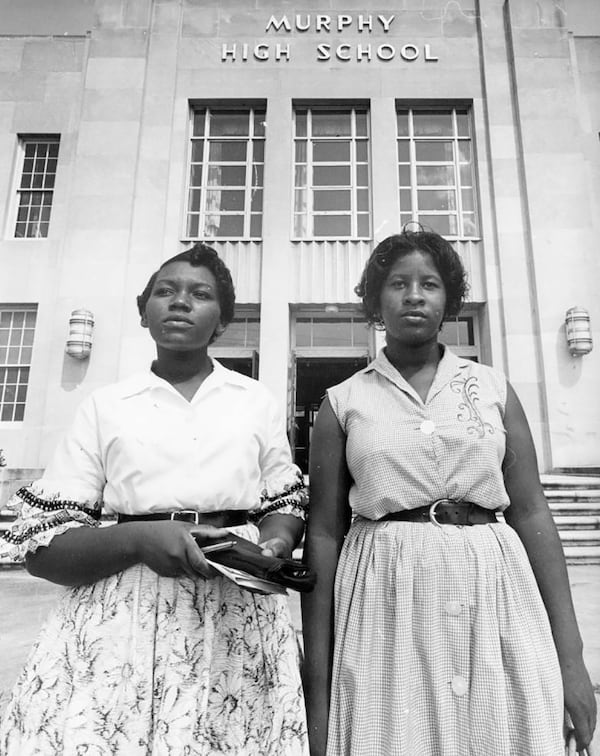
[
  {"left": 324, "top": 304, "right": 339, "bottom": 314},
  {"left": 565, "top": 306, "right": 592, "bottom": 356},
  {"left": 65, "top": 309, "right": 94, "bottom": 360}
]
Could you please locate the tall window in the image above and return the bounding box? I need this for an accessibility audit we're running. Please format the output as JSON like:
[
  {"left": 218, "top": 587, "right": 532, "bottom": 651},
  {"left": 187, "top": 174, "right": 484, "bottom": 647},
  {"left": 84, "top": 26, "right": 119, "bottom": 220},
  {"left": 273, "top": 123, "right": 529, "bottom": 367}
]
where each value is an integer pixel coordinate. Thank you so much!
[
  {"left": 293, "top": 106, "right": 371, "bottom": 239},
  {"left": 185, "top": 107, "right": 265, "bottom": 239},
  {"left": 0, "top": 306, "right": 37, "bottom": 421},
  {"left": 396, "top": 107, "right": 478, "bottom": 238},
  {"left": 209, "top": 308, "right": 260, "bottom": 378},
  {"left": 13, "top": 136, "right": 60, "bottom": 238}
]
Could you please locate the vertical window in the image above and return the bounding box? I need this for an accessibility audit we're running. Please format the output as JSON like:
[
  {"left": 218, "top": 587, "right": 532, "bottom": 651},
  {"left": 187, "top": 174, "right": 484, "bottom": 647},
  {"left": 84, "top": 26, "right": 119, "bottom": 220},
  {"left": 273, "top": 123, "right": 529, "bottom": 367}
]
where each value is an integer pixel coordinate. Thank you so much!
[
  {"left": 186, "top": 107, "right": 265, "bottom": 239},
  {"left": 0, "top": 306, "right": 37, "bottom": 421},
  {"left": 397, "top": 107, "right": 478, "bottom": 238},
  {"left": 13, "top": 136, "right": 60, "bottom": 238},
  {"left": 440, "top": 314, "right": 480, "bottom": 361},
  {"left": 293, "top": 106, "right": 371, "bottom": 239}
]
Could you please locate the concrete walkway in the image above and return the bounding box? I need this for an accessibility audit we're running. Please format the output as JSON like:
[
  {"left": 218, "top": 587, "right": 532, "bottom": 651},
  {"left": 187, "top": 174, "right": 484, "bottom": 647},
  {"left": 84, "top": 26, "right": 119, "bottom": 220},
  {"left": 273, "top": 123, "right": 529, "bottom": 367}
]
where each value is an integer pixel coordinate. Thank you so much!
[{"left": 1, "top": 565, "right": 599, "bottom": 746}]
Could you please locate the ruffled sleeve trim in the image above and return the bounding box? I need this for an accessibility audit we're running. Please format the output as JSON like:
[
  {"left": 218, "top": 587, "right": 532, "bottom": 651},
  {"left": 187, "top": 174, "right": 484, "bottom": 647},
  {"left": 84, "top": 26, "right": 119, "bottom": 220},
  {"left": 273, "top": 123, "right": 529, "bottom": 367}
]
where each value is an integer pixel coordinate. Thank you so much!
[
  {"left": 0, "top": 484, "right": 102, "bottom": 563},
  {"left": 250, "top": 469, "right": 308, "bottom": 524}
]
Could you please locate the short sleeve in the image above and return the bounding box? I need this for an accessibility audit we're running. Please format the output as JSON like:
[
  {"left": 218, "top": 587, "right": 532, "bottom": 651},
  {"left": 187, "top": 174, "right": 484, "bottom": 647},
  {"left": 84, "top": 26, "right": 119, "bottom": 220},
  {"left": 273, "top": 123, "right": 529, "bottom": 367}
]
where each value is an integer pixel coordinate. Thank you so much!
[
  {"left": 0, "top": 395, "right": 106, "bottom": 562},
  {"left": 252, "top": 392, "right": 308, "bottom": 525}
]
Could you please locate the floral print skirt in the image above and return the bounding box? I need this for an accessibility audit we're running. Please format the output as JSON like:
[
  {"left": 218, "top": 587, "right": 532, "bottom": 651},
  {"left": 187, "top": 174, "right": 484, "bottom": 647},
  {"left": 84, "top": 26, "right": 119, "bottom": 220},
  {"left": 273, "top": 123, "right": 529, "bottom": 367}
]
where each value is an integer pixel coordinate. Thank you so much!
[{"left": 0, "top": 565, "right": 308, "bottom": 755}]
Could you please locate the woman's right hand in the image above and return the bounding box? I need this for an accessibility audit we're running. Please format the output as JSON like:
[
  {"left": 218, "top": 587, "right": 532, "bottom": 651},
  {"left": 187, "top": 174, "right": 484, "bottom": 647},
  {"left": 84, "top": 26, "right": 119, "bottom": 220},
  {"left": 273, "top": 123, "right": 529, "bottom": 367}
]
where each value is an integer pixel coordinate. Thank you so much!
[{"left": 127, "top": 521, "right": 230, "bottom": 579}]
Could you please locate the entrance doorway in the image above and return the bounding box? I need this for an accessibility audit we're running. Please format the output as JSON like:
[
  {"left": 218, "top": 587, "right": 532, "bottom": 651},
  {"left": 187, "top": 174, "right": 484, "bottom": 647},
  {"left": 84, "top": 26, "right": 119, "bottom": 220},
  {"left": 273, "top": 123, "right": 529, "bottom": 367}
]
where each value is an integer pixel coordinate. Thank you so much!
[{"left": 293, "top": 356, "right": 367, "bottom": 473}]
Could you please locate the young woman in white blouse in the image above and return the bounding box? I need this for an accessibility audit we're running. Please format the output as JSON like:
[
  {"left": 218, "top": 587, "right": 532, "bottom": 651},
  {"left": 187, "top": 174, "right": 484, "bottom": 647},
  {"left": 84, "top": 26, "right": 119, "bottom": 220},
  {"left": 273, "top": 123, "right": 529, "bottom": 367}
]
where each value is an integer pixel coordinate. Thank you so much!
[
  {"left": 302, "top": 230, "right": 596, "bottom": 756},
  {"left": 0, "top": 243, "right": 309, "bottom": 755}
]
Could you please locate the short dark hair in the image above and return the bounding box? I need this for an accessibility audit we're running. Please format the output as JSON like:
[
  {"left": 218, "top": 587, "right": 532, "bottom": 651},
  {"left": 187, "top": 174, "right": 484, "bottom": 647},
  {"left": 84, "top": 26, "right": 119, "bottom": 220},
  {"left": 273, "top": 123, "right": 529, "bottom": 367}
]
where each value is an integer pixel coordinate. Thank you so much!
[
  {"left": 136, "top": 243, "right": 236, "bottom": 328},
  {"left": 355, "top": 230, "right": 468, "bottom": 325}
]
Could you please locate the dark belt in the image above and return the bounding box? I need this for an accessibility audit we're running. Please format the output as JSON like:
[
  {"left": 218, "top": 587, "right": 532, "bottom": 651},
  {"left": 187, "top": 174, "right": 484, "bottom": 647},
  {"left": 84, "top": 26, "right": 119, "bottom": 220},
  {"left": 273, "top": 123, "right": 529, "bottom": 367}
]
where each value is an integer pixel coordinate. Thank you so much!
[
  {"left": 380, "top": 499, "right": 497, "bottom": 527},
  {"left": 117, "top": 510, "right": 248, "bottom": 528}
]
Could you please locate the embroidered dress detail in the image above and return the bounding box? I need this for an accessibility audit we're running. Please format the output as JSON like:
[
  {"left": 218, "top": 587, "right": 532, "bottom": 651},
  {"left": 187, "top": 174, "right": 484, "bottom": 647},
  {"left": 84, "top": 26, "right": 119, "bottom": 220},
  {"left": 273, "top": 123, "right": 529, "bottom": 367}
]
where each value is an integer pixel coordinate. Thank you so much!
[
  {"left": 251, "top": 471, "right": 308, "bottom": 523},
  {"left": 0, "top": 485, "right": 102, "bottom": 561},
  {"left": 450, "top": 375, "right": 494, "bottom": 437}
]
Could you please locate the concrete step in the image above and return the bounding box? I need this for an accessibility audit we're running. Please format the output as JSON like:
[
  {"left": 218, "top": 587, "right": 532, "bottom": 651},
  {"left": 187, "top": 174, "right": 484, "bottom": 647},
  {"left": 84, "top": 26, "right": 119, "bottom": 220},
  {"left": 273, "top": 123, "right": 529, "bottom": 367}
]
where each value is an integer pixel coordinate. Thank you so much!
[
  {"left": 546, "top": 489, "right": 600, "bottom": 503},
  {"left": 553, "top": 515, "right": 600, "bottom": 529},
  {"left": 541, "top": 474, "right": 600, "bottom": 489}
]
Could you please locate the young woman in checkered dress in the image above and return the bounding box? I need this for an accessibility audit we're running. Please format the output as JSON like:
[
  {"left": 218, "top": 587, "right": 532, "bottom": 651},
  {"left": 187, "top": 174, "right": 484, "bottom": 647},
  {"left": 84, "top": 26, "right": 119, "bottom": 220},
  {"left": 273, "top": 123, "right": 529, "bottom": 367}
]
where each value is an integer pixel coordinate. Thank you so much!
[{"left": 302, "top": 230, "right": 596, "bottom": 755}]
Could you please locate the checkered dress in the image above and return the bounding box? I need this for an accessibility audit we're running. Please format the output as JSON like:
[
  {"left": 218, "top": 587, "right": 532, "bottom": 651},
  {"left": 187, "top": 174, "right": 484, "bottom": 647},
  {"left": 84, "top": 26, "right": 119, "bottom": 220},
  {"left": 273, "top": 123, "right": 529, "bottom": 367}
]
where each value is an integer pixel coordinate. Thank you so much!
[{"left": 326, "top": 348, "right": 563, "bottom": 756}]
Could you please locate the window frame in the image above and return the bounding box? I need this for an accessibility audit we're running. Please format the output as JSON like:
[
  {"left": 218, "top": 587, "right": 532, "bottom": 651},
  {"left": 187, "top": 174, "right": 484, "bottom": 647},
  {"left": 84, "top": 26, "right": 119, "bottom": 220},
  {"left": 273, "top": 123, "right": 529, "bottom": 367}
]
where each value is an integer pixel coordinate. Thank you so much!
[
  {"left": 396, "top": 106, "right": 479, "bottom": 240},
  {"left": 184, "top": 105, "right": 266, "bottom": 241},
  {"left": 9, "top": 135, "right": 60, "bottom": 240},
  {"left": 0, "top": 304, "right": 38, "bottom": 423},
  {"left": 292, "top": 105, "right": 371, "bottom": 241}
]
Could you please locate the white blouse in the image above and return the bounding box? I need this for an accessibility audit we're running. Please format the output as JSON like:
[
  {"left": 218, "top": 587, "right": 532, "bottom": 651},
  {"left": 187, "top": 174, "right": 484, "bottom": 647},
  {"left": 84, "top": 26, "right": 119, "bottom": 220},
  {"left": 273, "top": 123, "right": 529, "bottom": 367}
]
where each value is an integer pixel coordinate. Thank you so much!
[{"left": 1, "top": 360, "right": 307, "bottom": 560}]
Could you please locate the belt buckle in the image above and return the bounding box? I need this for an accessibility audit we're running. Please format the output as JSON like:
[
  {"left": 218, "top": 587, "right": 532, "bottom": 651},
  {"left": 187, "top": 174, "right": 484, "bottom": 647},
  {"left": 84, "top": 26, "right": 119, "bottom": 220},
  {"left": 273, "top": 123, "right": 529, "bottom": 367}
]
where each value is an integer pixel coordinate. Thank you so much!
[
  {"left": 170, "top": 510, "right": 200, "bottom": 525},
  {"left": 428, "top": 498, "right": 454, "bottom": 528}
]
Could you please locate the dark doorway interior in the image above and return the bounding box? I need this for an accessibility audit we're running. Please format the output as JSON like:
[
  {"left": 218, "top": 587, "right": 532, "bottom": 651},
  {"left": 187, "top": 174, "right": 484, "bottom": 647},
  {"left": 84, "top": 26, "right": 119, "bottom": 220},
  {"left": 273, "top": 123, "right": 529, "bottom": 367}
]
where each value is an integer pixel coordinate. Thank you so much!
[{"left": 294, "top": 357, "right": 367, "bottom": 473}]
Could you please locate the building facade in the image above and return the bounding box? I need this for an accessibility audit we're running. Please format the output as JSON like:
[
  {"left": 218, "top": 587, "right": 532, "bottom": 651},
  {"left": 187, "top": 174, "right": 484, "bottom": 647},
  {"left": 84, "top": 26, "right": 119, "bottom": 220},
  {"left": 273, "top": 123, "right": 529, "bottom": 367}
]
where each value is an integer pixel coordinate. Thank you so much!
[{"left": 0, "top": 0, "right": 598, "bottom": 475}]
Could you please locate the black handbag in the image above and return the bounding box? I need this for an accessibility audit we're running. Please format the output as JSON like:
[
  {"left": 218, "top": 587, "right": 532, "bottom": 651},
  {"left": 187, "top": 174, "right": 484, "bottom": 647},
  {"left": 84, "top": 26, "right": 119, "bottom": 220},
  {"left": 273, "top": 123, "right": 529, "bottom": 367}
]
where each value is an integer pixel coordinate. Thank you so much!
[{"left": 193, "top": 533, "right": 316, "bottom": 593}]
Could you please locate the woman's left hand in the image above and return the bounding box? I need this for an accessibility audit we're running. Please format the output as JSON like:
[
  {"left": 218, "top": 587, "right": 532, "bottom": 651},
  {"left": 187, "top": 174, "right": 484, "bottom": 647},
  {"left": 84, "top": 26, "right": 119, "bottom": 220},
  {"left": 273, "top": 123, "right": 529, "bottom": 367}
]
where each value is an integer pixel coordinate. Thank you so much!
[
  {"left": 562, "top": 656, "right": 597, "bottom": 753},
  {"left": 259, "top": 536, "right": 293, "bottom": 559}
]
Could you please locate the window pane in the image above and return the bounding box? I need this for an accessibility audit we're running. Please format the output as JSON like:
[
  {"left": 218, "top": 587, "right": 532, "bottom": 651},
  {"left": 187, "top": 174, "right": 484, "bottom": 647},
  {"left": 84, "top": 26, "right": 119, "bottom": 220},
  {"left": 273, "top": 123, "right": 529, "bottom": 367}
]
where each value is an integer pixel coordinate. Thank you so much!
[
  {"left": 458, "top": 141, "right": 471, "bottom": 163},
  {"left": 209, "top": 141, "right": 247, "bottom": 162},
  {"left": 296, "top": 319, "right": 311, "bottom": 346},
  {"left": 461, "top": 189, "right": 474, "bottom": 212},
  {"left": 207, "top": 215, "right": 244, "bottom": 237},
  {"left": 357, "top": 214, "right": 370, "bottom": 237},
  {"left": 313, "top": 190, "right": 351, "bottom": 211},
  {"left": 397, "top": 141, "right": 410, "bottom": 162},
  {"left": 460, "top": 164, "right": 473, "bottom": 187},
  {"left": 418, "top": 214, "right": 458, "bottom": 235},
  {"left": 188, "top": 189, "right": 202, "bottom": 212},
  {"left": 205, "top": 190, "right": 245, "bottom": 211},
  {"left": 193, "top": 110, "right": 205, "bottom": 136},
  {"left": 252, "top": 140, "right": 264, "bottom": 162},
  {"left": 399, "top": 189, "right": 412, "bottom": 211},
  {"left": 295, "top": 111, "right": 307, "bottom": 137},
  {"left": 351, "top": 320, "right": 369, "bottom": 346},
  {"left": 295, "top": 166, "right": 307, "bottom": 187},
  {"left": 313, "top": 141, "right": 350, "bottom": 162},
  {"left": 356, "top": 165, "right": 369, "bottom": 186},
  {"left": 416, "top": 165, "right": 454, "bottom": 186},
  {"left": 415, "top": 141, "right": 454, "bottom": 162},
  {"left": 295, "top": 141, "right": 307, "bottom": 162},
  {"left": 250, "top": 214, "right": 262, "bottom": 237},
  {"left": 311, "top": 111, "right": 351, "bottom": 137},
  {"left": 313, "top": 165, "right": 351, "bottom": 186},
  {"left": 189, "top": 164, "right": 202, "bottom": 186},
  {"left": 293, "top": 214, "right": 308, "bottom": 237},
  {"left": 357, "top": 189, "right": 369, "bottom": 211},
  {"left": 208, "top": 111, "right": 250, "bottom": 136},
  {"left": 187, "top": 214, "right": 199, "bottom": 237},
  {"left": 456, "top": 112, "right": 469, "bottom": 137},
  {"left": 207, "top": 165, "right": 246, "bottom": 185},
  {"left": 313, "top": 214, "right": 351, "bottom": 236},
  {"left": 253, "top": 111, "right": 266, "bottom": 136},
  {"left": 250, "top": 188, "right": 262, "bottom": 211},
  {"left": 356, "top": 141, "right": 368, "bottom": 162},
  {"left": 418, "top": 189, "right": 456, "bottom": 212},
  {"left": 251, "top": 165, "right": 263, "bottom": 186},
  {"left": 462, "top": 214, "right": 478, "bottom": 236},
  {"left": 312, "top": 320, "right": 351, "bottom": 347},
  {"left": 294, "top": 189, "right": 308, "bottom": 213},
  {"left": 396, "top": 111, "right": 409, "bottom": 136},
  {"left": 191, "top": 141, "right": 204, "bottom": 162},
  {"left": 413, "top": 112, "right": 453, "bottom": 136},
  {"left": 398, "top": 165, "right": 411, "bottom": 185},
  {"left": 355, "top": 111, "right": 368, "bottom": 136}
]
